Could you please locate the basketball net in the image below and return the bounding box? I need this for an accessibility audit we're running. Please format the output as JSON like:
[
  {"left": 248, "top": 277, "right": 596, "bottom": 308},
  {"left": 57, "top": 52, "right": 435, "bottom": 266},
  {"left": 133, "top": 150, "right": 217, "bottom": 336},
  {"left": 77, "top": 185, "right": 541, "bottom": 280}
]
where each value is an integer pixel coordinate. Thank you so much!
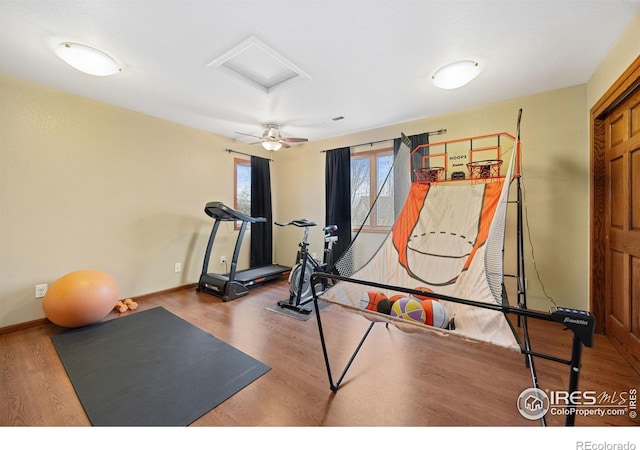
[
  {"left": 466, "top": 160, "right": 503, "bottom": 186},
  {"left": 413, "top": 167, "right": 445, "bottom": 185}
]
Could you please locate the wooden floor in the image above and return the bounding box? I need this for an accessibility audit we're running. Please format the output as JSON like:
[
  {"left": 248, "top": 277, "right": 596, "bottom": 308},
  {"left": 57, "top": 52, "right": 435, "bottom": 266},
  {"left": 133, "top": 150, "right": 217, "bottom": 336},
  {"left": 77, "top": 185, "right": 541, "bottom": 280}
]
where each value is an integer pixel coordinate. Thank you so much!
[{"left": 1, "top": 279, "right": 639, "bottom": 427}]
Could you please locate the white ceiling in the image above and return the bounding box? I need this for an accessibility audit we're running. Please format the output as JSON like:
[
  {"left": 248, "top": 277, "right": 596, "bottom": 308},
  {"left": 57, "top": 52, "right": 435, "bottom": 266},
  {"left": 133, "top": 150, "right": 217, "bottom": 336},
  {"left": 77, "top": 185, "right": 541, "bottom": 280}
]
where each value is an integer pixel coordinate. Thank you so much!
[{"left": 1, "top": 0, "right": 639, "bottom": 145}]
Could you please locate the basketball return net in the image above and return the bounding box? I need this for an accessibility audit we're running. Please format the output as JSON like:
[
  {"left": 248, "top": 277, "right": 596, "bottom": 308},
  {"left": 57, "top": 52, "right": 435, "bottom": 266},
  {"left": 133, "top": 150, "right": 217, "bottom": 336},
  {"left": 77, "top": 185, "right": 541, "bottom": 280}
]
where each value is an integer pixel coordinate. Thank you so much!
[{"left": 309, "top": 110, "right": 595, "bottom": 426}]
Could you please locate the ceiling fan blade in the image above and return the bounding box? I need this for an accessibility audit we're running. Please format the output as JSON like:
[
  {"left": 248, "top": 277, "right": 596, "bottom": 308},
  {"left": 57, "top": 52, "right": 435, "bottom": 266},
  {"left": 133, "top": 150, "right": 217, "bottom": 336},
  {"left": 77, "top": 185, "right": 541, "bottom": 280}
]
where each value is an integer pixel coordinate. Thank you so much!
[
  {"left": 235, "top": 131, "right": 264, "bottom": 140},
  {"left": 281, "top": 142, "right": 291, "bottom": 148},
  {"left": 283, "top": 137, "right": 309, "bottom": 143}
]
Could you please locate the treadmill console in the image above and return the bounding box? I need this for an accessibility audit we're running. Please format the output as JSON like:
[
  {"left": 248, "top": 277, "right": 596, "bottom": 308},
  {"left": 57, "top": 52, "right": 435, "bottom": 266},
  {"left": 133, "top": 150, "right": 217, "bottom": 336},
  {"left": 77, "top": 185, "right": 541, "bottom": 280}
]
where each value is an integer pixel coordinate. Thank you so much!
[{"left": 204, "top": 201, "right": 267, "bottom": 223}]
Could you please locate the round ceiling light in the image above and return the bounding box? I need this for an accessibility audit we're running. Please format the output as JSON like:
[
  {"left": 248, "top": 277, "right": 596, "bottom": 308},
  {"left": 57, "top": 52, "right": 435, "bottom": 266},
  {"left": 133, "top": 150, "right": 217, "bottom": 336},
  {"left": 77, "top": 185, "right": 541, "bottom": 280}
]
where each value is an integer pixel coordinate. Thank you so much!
[
  {"left": 54, "top": 42, "right": 121, "bottom": 76},
  {"left": 432, "top": 60, "right": 480, "bottom": 89},
  {"left": 262, "top": 141, "right": 282, "bottom": 151}
]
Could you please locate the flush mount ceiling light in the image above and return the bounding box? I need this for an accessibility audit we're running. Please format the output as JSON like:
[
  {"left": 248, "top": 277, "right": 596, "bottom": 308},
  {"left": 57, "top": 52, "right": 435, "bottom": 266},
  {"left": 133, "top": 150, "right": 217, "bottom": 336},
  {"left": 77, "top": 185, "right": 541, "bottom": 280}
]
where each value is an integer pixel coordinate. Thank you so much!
[
  {"left": 54, "top": 42, "right": 121, "bottom": 76},
  {"left": 432, "top": 60, "right": 480, "bottom": 89}
]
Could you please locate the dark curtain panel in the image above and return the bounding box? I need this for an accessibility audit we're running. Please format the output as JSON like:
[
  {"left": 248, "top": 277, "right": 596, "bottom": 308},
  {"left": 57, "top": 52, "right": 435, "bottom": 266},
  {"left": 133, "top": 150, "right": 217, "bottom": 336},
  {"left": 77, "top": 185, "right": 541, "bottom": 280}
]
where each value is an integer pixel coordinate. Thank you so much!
[
  {"left": 408, "top": 133, "right": 429, "bottom": 181},
  {"left": 325, "top": 147, "right": 351, "bottom": 266},
  {"left": 393, "top": 136, "right": 408, "bottom": 218},
  {"left": 393, "top": 133, "right": 428, "bottom": 215},
  {"left": 250, "top": 156, "right": 272, "bottom": 268}
]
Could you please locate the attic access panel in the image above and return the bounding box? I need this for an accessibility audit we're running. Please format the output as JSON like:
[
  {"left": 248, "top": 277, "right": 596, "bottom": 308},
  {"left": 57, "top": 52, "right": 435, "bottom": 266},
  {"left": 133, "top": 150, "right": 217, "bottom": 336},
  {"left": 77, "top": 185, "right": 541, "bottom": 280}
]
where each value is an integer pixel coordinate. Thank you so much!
[{"left": 207, "top": 36, "right": 311, "bottom": 96}]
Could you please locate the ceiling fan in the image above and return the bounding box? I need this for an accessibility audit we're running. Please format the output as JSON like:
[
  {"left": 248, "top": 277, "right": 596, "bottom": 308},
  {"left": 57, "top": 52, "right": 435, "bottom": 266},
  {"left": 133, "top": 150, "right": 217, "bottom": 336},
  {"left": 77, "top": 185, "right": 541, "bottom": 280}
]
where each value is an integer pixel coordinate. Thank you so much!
[{"left": 235, "top": 124, "right": 308, "bottom": 151}]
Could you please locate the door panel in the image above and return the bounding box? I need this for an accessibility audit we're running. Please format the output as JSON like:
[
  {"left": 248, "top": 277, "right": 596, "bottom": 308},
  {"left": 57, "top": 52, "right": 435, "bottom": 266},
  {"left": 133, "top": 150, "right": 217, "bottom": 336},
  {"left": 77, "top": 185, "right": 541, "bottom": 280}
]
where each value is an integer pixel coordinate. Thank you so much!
[
  {"left": 609, "top": 249, "right": 626, "bottom": 327},
  {"left": 632, "top": 256, "right": 640, "bottom": 342},
  {"left": 632, "top": 148, "right": 640, "bottom": 230},
  {"left": 609, "top": 156, "right": 625, "bottom": 228},
  {"left": 605, "top": 88, "right": 640, "bottom": 371}
]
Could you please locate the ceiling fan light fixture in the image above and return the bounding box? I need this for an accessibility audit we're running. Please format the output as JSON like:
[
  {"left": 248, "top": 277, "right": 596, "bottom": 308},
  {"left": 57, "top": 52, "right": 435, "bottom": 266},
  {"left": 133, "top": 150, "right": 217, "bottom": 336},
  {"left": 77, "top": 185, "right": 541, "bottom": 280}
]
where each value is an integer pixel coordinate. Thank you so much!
[
  {"left": 54, "top": 42, "right": 121, "bottom": 76},
  {"left": 432, "top": 60, "right": 480, "bottom": 89},
  {"left": 264, "top": 125, "right": 280, "bottom": 139},
  {"left": 262, "top": 141, "right": 282, "bottom": 151},
  {"left": 236, "top": 123, "right": 307, "bottom": 150}
]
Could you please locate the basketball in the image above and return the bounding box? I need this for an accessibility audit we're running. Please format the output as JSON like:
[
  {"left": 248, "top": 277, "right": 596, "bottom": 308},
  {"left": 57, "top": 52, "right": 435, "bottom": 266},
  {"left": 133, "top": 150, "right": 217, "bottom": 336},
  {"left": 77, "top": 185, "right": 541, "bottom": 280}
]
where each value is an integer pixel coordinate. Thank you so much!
[
  {"left": 376, "top": 298, "right": 393, "bottom": 315},
  {"left": 412, "top": 286, "right": 435, "bottom": 301},
  {"left": 388, "top": 294, "right": 404, "bottom": 308},
  {"left": 360, "top": 291, "right": 388, "bottom": 312},
  {"left": 390, "top": 297, "right": 426, "bottom": 324},
  {"left": 421, "top": 299, "right": 449, "bottom": 328}
]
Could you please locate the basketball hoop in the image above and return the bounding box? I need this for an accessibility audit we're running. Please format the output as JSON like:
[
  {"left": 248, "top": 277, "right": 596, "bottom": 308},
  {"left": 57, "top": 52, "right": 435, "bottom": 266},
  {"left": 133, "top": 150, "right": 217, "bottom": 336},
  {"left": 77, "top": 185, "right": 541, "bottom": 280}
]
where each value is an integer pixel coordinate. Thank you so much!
[
  {"left": 414, "top": 167, "right": 445, "bottom": 184},
  {"left": 466, "top": 159, "right": 503, "bottom": 183}
]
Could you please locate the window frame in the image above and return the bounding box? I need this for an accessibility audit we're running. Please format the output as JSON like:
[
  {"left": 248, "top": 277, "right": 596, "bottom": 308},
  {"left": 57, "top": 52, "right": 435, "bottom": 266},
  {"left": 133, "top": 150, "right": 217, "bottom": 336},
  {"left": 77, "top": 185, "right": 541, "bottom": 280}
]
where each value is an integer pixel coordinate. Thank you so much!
[
  {"left": 233, "top": 157, "right": 251, "bottom": 230},
  {"left": 350, "top": 146, "right": 394, "bottom": 233}
]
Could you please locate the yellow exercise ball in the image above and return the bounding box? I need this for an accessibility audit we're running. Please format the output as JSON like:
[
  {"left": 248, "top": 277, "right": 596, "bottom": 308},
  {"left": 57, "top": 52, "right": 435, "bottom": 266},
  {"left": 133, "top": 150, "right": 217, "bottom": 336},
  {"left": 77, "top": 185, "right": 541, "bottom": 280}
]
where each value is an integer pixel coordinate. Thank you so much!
[{"left": 42, "top": 270, "right": 119, "bottom": 328}]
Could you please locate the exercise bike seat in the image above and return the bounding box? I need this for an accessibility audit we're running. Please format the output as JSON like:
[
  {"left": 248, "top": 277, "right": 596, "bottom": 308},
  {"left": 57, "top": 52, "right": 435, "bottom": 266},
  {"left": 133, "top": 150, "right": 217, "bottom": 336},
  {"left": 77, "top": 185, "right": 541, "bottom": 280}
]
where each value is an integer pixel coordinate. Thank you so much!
[{"left": 275, "top": 219, "right": 317, "bottom": 228}]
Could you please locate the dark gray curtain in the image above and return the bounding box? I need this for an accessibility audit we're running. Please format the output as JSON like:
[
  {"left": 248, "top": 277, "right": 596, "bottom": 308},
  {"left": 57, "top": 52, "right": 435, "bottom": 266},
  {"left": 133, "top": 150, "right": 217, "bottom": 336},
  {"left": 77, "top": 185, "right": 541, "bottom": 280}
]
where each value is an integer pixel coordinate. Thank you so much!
[
  {"left": 393, "top": 132, "right": 429, "bottom": 216},
  {"left": 408, "top": 133, "right": 430, "bottom": 181},
  {"left": 250, "top": 156, "right": 272, "bottom": 267},
  {"left": 325, "top": 147, "right": 351, "bottom": 266}
]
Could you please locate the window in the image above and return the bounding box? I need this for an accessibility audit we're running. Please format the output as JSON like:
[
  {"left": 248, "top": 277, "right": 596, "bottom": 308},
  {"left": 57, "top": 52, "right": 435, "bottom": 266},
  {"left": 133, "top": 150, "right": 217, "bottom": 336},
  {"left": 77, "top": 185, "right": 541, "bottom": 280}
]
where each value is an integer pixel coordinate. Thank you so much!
[
  {"left": 351, "top": 147, "right": 394, "bottom": 231},
  {"left": 234, "top": 158, "right": 250, "bottom": 228}
]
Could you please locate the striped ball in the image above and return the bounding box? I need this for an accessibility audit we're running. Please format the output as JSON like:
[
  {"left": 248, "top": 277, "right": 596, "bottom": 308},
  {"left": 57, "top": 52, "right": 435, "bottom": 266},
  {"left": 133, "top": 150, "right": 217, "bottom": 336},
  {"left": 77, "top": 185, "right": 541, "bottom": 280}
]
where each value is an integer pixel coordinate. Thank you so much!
[
  {"left": 390, "top": 297, "right": 426, "bottom": 324},
  {"left": 420, "top": 299, "right": 449, "bottom": 328}
]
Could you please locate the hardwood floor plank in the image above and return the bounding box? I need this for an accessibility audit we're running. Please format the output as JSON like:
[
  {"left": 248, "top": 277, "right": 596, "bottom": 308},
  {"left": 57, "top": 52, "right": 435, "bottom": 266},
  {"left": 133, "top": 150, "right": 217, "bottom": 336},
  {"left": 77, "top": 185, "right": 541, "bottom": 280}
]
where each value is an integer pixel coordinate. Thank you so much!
[{"left": 1, "top": 280, "right": 638, "bottom": 427}]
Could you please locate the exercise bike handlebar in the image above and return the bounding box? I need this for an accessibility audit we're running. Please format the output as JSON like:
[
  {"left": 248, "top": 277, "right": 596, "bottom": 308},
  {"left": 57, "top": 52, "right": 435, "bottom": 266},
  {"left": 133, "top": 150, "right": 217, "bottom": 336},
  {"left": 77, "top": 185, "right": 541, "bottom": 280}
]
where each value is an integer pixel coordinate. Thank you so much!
[
  {"left": 275, "top": 219, "right": 317, "bottom": 228},
  {"left": 275, "top": 220, "right": 338, "bottom": 234}
]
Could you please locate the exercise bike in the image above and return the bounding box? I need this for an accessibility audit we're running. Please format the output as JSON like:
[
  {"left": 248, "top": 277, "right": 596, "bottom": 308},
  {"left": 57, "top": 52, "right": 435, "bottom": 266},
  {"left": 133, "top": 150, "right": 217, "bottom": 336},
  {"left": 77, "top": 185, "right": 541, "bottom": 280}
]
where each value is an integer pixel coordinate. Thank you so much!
[{"left": 274, "top": 219, "right": 338, "bottom": 314}]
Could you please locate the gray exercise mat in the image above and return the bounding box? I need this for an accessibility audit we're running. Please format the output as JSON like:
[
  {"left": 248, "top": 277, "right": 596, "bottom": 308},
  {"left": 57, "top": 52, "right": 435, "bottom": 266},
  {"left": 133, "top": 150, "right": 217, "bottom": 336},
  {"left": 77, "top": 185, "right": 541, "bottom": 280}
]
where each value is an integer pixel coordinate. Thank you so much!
[{"left": 51, "top": 306, "right": 270, "bottom": 426}]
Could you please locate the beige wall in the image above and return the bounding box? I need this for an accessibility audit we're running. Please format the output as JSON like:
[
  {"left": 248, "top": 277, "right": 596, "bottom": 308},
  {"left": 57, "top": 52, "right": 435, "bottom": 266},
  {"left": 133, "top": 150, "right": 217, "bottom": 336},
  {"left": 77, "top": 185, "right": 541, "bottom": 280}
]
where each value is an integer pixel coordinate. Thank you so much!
[
  {"left": 587, "top": 11, "right": 640, "bottom": 110},
  {"left": 0, "top": 79, "right": 610, "bottom": 328},
  {"left": 273, "top": 86, "right": 589, "bottom": 312},
  {"left": 2, "top": 11, "right": 638, "bottom": 328},
  {"left": 273, "top": 9, "right": 640, "bottom": 314},
  {"left": 0, "top": 74, "right": 262, "bottom": 327}
]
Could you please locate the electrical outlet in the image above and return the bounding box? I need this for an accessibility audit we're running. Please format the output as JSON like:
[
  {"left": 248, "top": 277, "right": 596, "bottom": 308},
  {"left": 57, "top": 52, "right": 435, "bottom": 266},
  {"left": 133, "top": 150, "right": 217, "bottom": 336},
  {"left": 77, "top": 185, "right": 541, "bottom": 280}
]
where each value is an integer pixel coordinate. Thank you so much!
[
  {"left": 35, "top": 284, "right": 48, "bottom": 299},
  {"left": 220, "top": 255, "right": 226, "bottom": 264},
  {"left": 174, "top": 262, "right": 181, "bottom": 273}
]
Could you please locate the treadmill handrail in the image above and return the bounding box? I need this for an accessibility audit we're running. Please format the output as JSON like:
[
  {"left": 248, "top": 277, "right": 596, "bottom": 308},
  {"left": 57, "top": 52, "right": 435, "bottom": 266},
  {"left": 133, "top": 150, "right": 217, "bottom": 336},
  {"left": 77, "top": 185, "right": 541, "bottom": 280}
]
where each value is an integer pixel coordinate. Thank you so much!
[{"left": 204, "top": 201, "right": 267, "bottom": 223}]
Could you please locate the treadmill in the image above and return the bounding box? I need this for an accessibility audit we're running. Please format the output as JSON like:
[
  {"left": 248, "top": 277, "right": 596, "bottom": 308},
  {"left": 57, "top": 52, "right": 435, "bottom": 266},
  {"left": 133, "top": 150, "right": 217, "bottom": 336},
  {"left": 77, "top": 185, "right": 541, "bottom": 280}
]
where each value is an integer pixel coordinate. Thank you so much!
[{"left": 197, "top": 201, "right": 290, "bottom": 301}]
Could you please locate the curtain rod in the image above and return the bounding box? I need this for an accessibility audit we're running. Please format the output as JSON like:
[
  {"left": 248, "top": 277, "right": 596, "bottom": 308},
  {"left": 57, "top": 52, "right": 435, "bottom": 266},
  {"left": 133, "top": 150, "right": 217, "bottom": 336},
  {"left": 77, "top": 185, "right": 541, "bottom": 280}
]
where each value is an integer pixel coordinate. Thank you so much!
[
  {"left": 224, "top": 148, "right": 273, "bottom": 161},
  {"left": 320, "top": 128, "right": 447, "bottom": 153}
]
